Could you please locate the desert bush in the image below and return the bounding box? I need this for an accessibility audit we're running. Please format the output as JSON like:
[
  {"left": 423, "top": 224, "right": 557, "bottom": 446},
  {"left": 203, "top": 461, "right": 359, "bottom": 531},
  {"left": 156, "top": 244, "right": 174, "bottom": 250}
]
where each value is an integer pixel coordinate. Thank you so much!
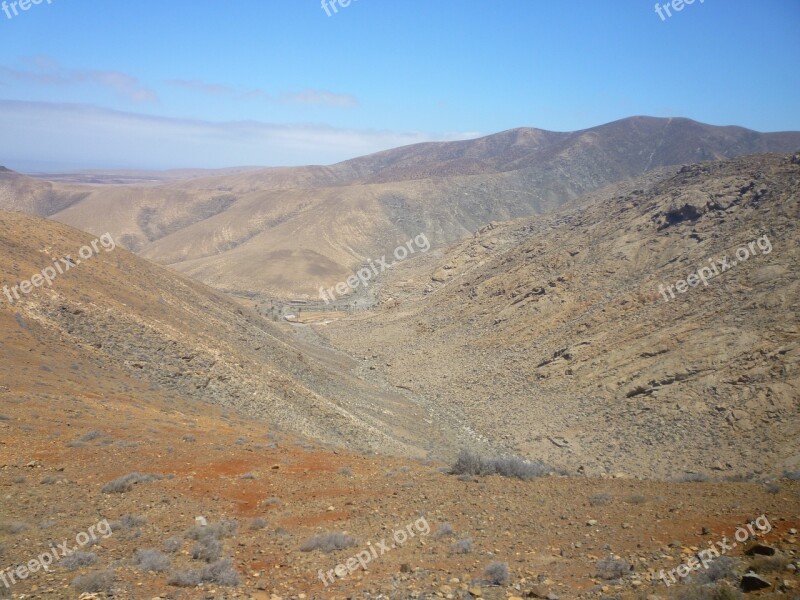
[
  {"left": 625, "top": 495, "right": 647, "bottom": 505},
  {"left": 168, "top": 558, "right": 240, "bottom": 587},
  {"left": 452, "top": 538, "right": 473, "bottom": 554},
  {"left": 192, "top": 537, "right": 222, "bottom": 562},
  {"left": 435, "top": 523, "right": 455, "bottom": 538},
  {"left": 250, "top": 518, "right": 267, "bottom": 530},
  {"left": 764, "top": 482, "right": 781, "bottom": 494},
  {"left": 134, "top": 548, "right": 171, "bottom": 572},
  {"left": 12, "top": 476, "right": 25, "bottom": 484},
  {"left": 338, "top": 467, "right": 353, "bottom": 477},
  {"left": 163, "top": 536, "right": 183, "bottom": 553},
  {"left": 79, "top": 430, "right": 104, "bottom": 442},
  {"left": 669, "top": 581, "right": 743, "bottom": 600},
  {"left": 299, "top": 533, "right": 358, "bottom": 553},
  {"left": 65, "top": 441, "right": 86, "bottom": 448},
  {"left": 450, "top": 450, "right": 551, "bottom": 480},
  {"left": 201, "top": 558, "right": 241, "bottom": 586},
  {"left": 185, "top": 520, "right": 238, "bottom": 541},
  {"left": 691, "top": 556, "right": 739, "bottom": 584},
  {"left": 168, "top": 568, "right": 202, "bottom": 587},
  {"left": 101, "top": 472, "right": 161, "bottom": 493},
  {"left": 110, "top": 514, "right": 146, "bottom": 531},
  {"left": 783, "top": 469, "right": 800, "bottom": 480},
  {"left": 589, "top": 493, "right": 612, "bottom": 506},
  {"left": 263, "top": 497, "right": 281, "bottom": 506},
  {"left": 483, "top": 561, "right": 510, "bottom": 585},
  {"left": 62, "top": 551, "right": 97, "bottom": 571},
  {"left": 182, "top": 435, "right": 196, "bottom": 442},
  {"left": 596, "top": 556, "right": 631, "bottom": 580},
  {"left": 0, "top": 521, "right": 29, "bottom": 534},
  {"left": 40, "top": 475, "right": 64, "bottom": 485},
  {"left": 748, "top": 554, "right": 789, "bottom": 574},
  {"left": 0, "top": 415, "right": 9, "bottom": 421},
  {"left": 239, "top": 472, "right": 256, "bottom": 480},
  {"left": 676, "top": 472, "right": 710, "bottom": 483},
  {"left": 71, "top": 570, "right": 115, "bottom": 593}
]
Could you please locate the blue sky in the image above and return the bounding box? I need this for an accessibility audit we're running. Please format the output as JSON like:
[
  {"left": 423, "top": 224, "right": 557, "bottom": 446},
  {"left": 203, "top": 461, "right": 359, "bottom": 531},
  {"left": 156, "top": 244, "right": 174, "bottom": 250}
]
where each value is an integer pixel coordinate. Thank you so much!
[{"left": 0, "top": 0, "right": 798, "bottom": 171}]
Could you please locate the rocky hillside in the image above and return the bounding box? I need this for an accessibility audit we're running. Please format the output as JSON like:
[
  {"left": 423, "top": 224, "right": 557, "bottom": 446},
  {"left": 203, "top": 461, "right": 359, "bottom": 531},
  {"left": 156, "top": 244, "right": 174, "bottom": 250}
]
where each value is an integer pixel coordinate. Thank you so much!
[
  {"left": 1, "top": 117, "right": 798, "bottom": 298},
  {"left": 0, "top": 211, "right": 472, "bottom": 458},
  {"left": 320, "top": 153, "right": 800, "bottom": 480}
]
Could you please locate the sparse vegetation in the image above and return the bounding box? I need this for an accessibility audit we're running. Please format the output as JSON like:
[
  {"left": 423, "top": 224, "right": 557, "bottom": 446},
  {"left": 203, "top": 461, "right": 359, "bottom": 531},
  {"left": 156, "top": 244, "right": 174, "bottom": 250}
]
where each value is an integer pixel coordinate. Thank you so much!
[
  {"left": 101, "top": 472, "right": 161, "bottom": 493},
  {"left": 483, "top": 561, "right": 510, "bottom": 585},
  {"left": 250, "top": 517, "right": 267, "bottom": 530},
  {"left": 168, "top": 558, "right": 240, "bottom": 587},
  {"left": 694, "top": 556, "right": 738, "bottom": 583},
  {"left": 185, "top": 520, "right": 238, "bottom": 541},
  {"left": 338, "top": 467, "right": 353, "bottom": 477},
  {"left": 192, "top": 536, "right": 222, "bottom": 562},
  {"left": 625, "top": 494, "right": 647, "bottom": 505},
  {"left": 784, "top": 469, "right": 800, "bottom": 481},
  {"left": 0, "top": 521, "right": 29, "bottom": 534},
  {"left": 668, "top": 581, "right": 743, "bottom": 600},
  {"left": 677, "top": 472, "right": 710, "bottom": 483},
  {"left": 450, "top": 449, "right": 552, "bottom": 480},
  {"left": 71, "top": 570, "right": 115, "bottom": 593},
  {"left": 589, "top": 492, "right": 612, "bottom": 506},
  {"left": 435, "top": 523, "right": 455, "bottom": 537},
  {"left": 62, "top": 551, "right": 98, "bottom": 571},
  {"left": 300, "top": 532, "right": 358, "bottom": 553},
  {"left": 596, "top": 556, "right": 631, "bottom": 580},
  {"left": 134, "top": 548, "right": 171, "bottom": 572},
  {"left": 748, "top": 554, "right": 789, "bottom": 574},
  {"left": 164, "top": 536, "right": 183, "bottom": 553},
  {"left": 110, "top": 514, "right": 146, "bottom": 531},
  {"left": 79, "top": 430, "right": 104, "bottom": 442},
  {"left": 452, "top": 538, "right": 473, "bottom": 554}
]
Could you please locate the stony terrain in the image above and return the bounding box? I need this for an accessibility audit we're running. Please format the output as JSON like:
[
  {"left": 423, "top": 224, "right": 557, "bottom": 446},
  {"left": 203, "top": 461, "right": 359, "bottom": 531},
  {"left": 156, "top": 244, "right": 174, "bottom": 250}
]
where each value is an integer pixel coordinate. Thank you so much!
[
  {"left": 0, "top": 211, "right": 474, "bottom": 459},
  {"left": 321, "top": 154, "right": 800, "bottom": 480},
  {"left": 0, "top": 152, "right": 798, "bottom": 598},
  {"left": 2, "top": 117, "right": 800, "bottom": 298},
  {"left": 1, "top": 388, "right": 799, "bottom": 599}
]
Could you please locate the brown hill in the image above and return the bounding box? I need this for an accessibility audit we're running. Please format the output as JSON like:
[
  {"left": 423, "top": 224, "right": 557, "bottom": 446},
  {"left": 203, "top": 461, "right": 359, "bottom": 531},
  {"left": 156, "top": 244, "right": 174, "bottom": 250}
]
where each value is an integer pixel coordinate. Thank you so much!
[
  {"left": 320, "top": 153, "right": 800, "bottom": 480},
  {"left": 0, "top": 211, "right": 470, "bottom": 458},
  {"left": 1, "top": 117, "right": 798, "bottom": 298}
]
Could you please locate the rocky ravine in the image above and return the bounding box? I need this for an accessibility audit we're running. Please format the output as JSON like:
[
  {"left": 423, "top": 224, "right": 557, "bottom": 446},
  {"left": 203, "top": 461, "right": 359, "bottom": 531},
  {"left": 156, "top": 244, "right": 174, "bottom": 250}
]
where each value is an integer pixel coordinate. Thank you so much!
[{"left": 320, "top": 153, "right": 800, "bottom": 480}]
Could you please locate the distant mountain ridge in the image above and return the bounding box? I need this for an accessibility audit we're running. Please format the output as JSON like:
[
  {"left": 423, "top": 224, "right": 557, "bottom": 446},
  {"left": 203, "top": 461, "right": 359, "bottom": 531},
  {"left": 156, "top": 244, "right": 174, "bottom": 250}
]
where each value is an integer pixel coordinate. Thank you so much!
[{"left": 1, "top": 116, "right": 798, "bottom": 298}]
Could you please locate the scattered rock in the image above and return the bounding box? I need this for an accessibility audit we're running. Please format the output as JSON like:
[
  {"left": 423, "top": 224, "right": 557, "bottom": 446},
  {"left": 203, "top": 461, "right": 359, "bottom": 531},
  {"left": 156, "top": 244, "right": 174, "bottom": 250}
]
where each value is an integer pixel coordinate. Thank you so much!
[{"left": 741, "top": 571, "right": 771, "bottom": 592}]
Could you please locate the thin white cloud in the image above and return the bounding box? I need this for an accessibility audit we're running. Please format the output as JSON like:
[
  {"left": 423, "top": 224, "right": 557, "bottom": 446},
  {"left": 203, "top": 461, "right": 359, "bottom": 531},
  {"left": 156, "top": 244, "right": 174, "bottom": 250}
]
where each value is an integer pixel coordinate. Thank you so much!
[
  {"left": 167, "top": 78, "right": 358, "bottom": 108},
  {"left": 165, "top": 79, "right": 235, "bottom": 96},
  {"left": 0, "top": 100, "right": 481, "bottom": 171},
  {"left": 278, "top": 89, "right": 358, "bottom": 108},
  {"left": 0, "top": 57, "right": 157, "bottom": 103}
]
